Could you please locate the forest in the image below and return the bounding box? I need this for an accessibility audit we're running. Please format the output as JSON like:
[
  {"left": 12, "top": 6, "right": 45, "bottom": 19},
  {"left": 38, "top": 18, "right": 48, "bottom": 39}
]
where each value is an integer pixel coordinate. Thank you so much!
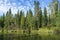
[{"left": 0, "top": 0, "right": 60, "bottom": 35}]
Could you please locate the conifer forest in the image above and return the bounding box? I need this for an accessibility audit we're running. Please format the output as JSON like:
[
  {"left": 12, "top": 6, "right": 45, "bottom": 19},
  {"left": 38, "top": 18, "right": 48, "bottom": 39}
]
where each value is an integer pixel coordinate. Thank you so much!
[{"left": 0, "top": 0, "right": 60, "bottom": 40}]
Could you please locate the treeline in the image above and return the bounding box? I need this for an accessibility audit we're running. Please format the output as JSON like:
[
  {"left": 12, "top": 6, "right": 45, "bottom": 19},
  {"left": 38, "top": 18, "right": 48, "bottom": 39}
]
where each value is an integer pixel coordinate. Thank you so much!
[{"left": 0, "top": 0, "right": 60, "bottom": 30}]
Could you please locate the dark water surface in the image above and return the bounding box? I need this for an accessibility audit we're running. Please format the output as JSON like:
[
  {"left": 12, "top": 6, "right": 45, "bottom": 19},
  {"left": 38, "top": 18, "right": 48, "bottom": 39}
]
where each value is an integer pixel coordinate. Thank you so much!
[{"left": 0, "top": 34, "right": 60, "bottom": 40}]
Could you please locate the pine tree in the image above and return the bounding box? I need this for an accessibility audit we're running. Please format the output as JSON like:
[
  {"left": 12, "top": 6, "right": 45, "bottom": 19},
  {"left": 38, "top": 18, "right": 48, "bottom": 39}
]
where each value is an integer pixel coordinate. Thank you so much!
[
  {"left": 34, "top": 1, "right": 40, "bottom": 30},
  {"left": 26, "top": 9, "right": 33, "bottom": 34},
  {"left": 14, "top": 10, "right": 20, "bottom": 29},
  {"left": 17, "top": 10, "right": 20, "bottom": 28},
  {"left": 4, "top": 11, "right": 9, "bottom": 29},
  {"left": 0, "top": 14, "right": 5, "bottom": 33},
  {"left": 25, "top": 11, "right": 29, "bottom": 29},
  {"left": 20, "top": 11, "right": 25, "bottom": 30},
  {"left": 4, "top": 8, "right": 13, "bottom": 29},
  {"left": 48, "top": 14, "right": 51, "bottom": 29},
  {"left": 38, "top": 8, "right": 42, "bottom": 28},
  {"left": 44, "top": 7, "right": 48, "bottom": 26},
  {"left": 52, "top": 0, "right": 58, "bottom": 27},
  {"left": 9, "top": 9, "right": 13, "bottom": 26}
]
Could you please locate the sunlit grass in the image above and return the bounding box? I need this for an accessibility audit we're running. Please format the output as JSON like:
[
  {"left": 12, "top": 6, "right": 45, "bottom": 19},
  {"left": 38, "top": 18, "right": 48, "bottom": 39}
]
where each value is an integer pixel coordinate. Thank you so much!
[{"left": 0, "top": 27, "right": 60, "bottom": 36}]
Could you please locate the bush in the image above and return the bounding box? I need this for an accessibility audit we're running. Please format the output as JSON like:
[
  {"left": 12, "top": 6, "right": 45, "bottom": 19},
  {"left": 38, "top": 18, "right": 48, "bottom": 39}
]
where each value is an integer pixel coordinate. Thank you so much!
[{"left": 54, "top": 28, "right": 60, "bottom": 34}]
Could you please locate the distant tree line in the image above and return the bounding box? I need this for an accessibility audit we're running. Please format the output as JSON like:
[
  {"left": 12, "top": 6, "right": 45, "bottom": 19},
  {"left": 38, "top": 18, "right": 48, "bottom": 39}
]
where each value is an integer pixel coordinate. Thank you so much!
[{"left": 0, "top": 0, "right": 60, "bottom": 31}]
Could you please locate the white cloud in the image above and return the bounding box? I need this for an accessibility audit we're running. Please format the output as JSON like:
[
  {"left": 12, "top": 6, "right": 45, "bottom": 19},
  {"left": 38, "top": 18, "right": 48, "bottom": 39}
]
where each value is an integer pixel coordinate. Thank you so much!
[
  {"left": 7, "top": 2, "right": 11, "bottom": 6},
  {"left": 0, "top": 0, "right": 17, "bottom": 15},
  {"left": 0, "top": 0, "right": 3, "bottom": 4},
  {"left": 0, "top": 0, "right": 34, "bottom": 15},
  {"left": 11, "top": 7, "right": 18, "bottom": 14},
  {"left": 18, "top": 6, "right": 27, "bottom": 13},
  {"left": 0, "top": 4, "right": 9, "bottom": 14},
  {"left": 0, "top": 0, "right": 10, "bottom": 14},
  {"left": 4, "top": 0, "right": 8, "bottom": 3}
]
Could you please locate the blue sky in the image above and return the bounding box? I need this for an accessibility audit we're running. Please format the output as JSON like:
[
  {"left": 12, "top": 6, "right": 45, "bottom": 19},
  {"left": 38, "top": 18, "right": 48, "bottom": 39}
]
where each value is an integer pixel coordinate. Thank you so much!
[{"left": 0, "top": 0, "right": 59, "bottom": 16}]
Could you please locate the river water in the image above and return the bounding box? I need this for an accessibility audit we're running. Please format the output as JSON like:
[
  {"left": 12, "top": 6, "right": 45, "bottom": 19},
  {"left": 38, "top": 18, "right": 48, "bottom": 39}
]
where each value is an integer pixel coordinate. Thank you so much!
[{"left": 0, "top": 34, "right": 60, "bottom": 40}]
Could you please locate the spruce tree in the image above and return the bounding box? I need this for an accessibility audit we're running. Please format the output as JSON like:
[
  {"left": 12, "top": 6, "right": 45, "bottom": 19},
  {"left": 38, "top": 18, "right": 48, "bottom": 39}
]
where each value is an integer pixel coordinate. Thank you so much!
[
  {"left": 52, "top": 0, "right": 58, "bottom": 27},
  {"left": 34, "top": 1, "right": 40, "bottom": 30},
  {"left": 38, "top": 8, "right": 42, "bottom": 28},
  {"left": 26, "top": 9, "right": 33, "bottom": 34},
  {"left": 20, "top": 11, "right": 25, "bottom": 30},
  {"left": 44, "top": 7, "right": 48, "bottom": 26}
]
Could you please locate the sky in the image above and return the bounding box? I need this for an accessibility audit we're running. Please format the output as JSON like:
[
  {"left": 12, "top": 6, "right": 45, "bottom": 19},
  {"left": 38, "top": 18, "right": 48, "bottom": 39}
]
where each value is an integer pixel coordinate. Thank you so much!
[{"left": 0, "top": 0, "right": 59, "bottom": 16}]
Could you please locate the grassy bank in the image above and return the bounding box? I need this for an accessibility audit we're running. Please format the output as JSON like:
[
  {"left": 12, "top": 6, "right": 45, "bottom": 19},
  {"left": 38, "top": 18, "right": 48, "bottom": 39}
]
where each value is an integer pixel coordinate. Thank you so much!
[{"left": 0, "top": 27, "right": 60, "bottom": 35}]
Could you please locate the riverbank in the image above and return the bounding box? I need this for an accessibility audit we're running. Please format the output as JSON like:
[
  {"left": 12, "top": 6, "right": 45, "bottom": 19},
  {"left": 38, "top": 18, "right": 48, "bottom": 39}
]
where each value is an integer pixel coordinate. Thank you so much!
[{"left": 0, "top": 27, "right": 60, "bottom": 35}]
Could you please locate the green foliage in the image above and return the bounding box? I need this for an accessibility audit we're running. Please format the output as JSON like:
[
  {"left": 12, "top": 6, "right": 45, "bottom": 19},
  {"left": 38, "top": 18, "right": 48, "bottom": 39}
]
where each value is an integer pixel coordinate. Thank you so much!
[
  {"left": 0, "top": 14, "right": 5, "bottom": 28},
  {"left": 20, "top": 11, "right": 25, "bottom": 29},
  {"left": 56, "top": 11, "right": 60, "bottom": 27},
  {"left": 26, "top": 9, "right": 33, "bottom": 29},
  {"left": 4, "top": 8, "right": 13, "bottom": 29},
  {"left": 34, "top": 1, "right": 40, "bottom": 30},
  {"left": 15, "top": 10, "right": 20, "bottom": 27},
  {"left": 52, "top": 0, "right": 58, "bottom": 27},
  {"left": 0, "top": 0, "right": 60, "bottom": 31},
  {"left": 38, "top": 8, "right": 42, "bottom": 28},
  {"left": 44, "top": 7, "right": 48, "bottom": 26}
]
